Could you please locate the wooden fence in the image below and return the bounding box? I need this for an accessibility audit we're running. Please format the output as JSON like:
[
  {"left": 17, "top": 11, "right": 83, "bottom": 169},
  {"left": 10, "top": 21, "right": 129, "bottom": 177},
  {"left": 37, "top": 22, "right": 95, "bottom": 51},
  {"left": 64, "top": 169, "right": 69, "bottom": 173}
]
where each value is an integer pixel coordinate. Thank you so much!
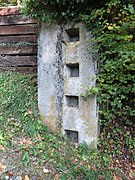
[{"left": 0, "top": 6, "right": 37, "bottom": 73}]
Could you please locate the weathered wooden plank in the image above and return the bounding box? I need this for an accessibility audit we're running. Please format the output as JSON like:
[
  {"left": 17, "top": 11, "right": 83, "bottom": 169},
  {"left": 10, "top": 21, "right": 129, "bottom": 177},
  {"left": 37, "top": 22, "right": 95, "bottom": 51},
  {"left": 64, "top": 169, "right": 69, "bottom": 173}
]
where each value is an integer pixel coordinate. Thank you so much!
[
  {"left": 0, "top": 6, "right": 20, "bottom": 16},
  {"left": 0, "top": 66, "right": 37, "bottom": 74},
  {"left": 0, "top": 25, "right": 37, "bottom": 35},
  {"left": 0, "top": 35, "right": 37, "bottom": 43},
  {"left": 0, "top": 7, "right": 38, "bottom": 74},
  {"left": 0, "top": 45, "right": 37, "bottom": 55},
  {"left": 0, "top": 56, "right": 37, "bottom": 66},
  {"left": 0, "top": 14, "right": 37, "bottom": 25}
]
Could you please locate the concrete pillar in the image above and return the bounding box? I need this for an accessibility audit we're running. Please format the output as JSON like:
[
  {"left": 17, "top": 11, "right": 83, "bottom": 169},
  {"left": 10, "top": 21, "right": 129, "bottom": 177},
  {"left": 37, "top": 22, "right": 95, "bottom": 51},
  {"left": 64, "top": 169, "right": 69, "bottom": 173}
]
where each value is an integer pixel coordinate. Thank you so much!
[{"left": 38, "top": 22, "right": 98, "bottom": 146}]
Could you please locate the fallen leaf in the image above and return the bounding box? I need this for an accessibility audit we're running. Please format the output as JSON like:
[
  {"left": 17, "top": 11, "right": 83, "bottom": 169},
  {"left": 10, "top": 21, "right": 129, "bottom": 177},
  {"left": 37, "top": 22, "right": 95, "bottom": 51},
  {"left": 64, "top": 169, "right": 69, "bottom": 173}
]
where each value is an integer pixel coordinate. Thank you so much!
[
  {"left": 0, "top": 163, "right": 6, "bottom": 170},
  {"left": 80, "top": 161, "right": 86, "bottom": 166},
  {"left": 0, "top": 145, "right": 5, "bottom": 151},
  {"left": 113, "top": 174, "right": 117, "bottom": 180},
  {"left": 98, "top": 175, "right": 104, "bottom": 180},
  {"left": 50, "top": 148, "right": 54, "bottom": 156},
  {"left": 73, "top": 159, "right": 78, "bottom": 163},
  {"left": 116, "top": 159, "right": 119, "bottom": 164},
  {"left": 118, "top": 176, "right": 122, "bottom": 180},
  {"left": 28, "top": 110, "right": 33, "bottom": 114},
  {"left": 25, "top": 175, "right": 30, "bottom": 180},
  {"left": 43, "top": 168, "right": 50, "bottom": 173},
  {"left": 23, "top": 139, "right": 26, "bottom": 144},
  {"left": 6, "top": 171, "right": 14, "bottom": 177},
  {"left": 54, "top": 173, "right": 61, "bottom": 180}
]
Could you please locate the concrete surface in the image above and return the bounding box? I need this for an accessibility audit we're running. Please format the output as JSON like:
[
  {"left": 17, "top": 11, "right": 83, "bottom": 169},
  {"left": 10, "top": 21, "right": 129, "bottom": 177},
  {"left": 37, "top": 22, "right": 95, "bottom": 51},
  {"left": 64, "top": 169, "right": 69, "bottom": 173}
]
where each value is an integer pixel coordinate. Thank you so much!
[{"left": 38, "top": 22, "right": 98, "bottom": 146}]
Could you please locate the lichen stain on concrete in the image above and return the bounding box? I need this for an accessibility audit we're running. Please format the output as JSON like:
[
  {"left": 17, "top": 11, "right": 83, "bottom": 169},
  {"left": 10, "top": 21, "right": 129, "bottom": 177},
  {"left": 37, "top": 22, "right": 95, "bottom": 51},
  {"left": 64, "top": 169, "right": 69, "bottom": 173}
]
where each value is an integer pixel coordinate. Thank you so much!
[
  {"left": 52, "top": 25, "right": 64, "bottom": 130},
  {"left": 80, "top": 97, "right": 98, "bottom": 137},
  {"left": 40, "top": 115, "right": 59, "bottom": 133},
  {"left": 65, "top": 42, "right": 79, "bottom": 62},
  {"left": 49, "top": 96, "right": 56, "bottom": 115},
  {"left": 38, "top": 23, "right": 64, "bottom": 133}
]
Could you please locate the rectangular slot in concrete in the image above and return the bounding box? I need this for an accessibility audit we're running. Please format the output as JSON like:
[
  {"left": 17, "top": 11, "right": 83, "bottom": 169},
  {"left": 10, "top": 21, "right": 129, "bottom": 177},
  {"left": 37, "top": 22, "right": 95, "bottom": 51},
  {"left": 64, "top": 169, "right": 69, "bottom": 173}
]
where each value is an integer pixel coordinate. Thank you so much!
[
  {"left": 66, "top": 95, "right": 79, "bottom": 108},
  {"left": 67, "top": 63, "right": 79, "bottom": 77},
  {"left": 65, "top": 129, "right": 78, "bottom": 143},
  {"left": 65, "top": 28, "right": 79, "bottom": 42}
]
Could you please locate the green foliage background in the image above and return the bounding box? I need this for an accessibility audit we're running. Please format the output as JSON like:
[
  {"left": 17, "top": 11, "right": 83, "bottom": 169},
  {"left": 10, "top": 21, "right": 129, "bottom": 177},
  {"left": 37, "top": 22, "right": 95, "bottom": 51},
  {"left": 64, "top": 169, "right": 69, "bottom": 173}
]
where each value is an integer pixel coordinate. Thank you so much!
[
  {"left": 0, "top": 72, "right": 125, "bottom": 180},
  {"left": 0, "top": 0, "right": 134, "bottom": 170},
  {"left": 22, "top": 0, "right": 135, "bottom": 161},
  {"left": 22, "top": 0, "right": 91, "bottom": 23},
  {"left": 0, "top": 0, "right": 17, "bottom": 6},
  {"left": 81, "top": 0, "right": 135, "bottom": 158}
]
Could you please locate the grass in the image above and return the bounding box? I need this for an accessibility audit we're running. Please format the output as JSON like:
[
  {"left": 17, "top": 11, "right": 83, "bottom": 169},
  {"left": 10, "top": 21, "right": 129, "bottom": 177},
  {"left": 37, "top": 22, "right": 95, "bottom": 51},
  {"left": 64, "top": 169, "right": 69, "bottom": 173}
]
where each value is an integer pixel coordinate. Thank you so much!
[{"left": 0, "top": 72, "right": 132, "bottom": 179}]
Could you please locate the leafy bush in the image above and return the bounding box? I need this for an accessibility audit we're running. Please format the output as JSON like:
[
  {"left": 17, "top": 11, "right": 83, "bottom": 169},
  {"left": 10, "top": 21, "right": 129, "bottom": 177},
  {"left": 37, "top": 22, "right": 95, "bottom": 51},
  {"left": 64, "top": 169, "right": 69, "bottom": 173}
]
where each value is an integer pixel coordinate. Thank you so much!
[
  {"left": 22, "top": 0, "right": 93, "bottom": 23},
  {"left": 0, "top": 0, "right": 18, "bottom": 6},
  {"left": 0, "top": 72, "right": 37, "bottom": 117},
  {"left": 0, "top": 72, "right": 123, "bottom": 179},
  {"left": 22, "top": 0, "right": 135, "bottom": 175},
  {"left": 23, "top": 0, "right": 134, "bottom": 141},
  {"left": 81, "top": 0, "right": 135, "bottom": 156}
]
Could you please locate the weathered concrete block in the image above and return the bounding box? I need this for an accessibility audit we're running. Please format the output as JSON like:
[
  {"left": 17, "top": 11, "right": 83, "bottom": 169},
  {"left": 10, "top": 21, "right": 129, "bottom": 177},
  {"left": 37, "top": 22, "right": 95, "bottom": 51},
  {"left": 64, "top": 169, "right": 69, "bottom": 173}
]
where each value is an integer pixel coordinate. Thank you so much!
[{"left": 38, "top": 22, "right": 98, "bottom": 146}]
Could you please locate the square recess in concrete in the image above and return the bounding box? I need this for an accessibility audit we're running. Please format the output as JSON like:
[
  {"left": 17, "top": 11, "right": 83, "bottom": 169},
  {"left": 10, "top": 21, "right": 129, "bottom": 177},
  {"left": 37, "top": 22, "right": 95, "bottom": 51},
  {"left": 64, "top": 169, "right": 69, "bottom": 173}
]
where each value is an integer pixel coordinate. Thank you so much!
[
  {"left": 66, "top": 63, "right": 79, "bottom": 77},
  {"left": 65, "top": 129, "right": 78, "bottom": 143},
  {"left": 66, "top": 95, "right": 79, "bottom": 108},
  {"left": 65, "top": 28, "right": 79, "bottom": 42}
]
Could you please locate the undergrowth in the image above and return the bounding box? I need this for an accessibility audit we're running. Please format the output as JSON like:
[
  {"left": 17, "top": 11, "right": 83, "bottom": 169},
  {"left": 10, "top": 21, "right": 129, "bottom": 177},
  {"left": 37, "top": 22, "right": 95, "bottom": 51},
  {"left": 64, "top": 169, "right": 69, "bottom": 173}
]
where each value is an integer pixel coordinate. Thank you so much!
[
  {"left": 81, "top": 1, "right": 135, "bottom": 176},
  {"left": 0, "top": 0, "right": 18, "bottom": 7},
  {"left": 0, "top": 72, "right": 130, "bottom": 180},
  {"left": 21, "top": 2, "right": 135, "bottom": 174}
]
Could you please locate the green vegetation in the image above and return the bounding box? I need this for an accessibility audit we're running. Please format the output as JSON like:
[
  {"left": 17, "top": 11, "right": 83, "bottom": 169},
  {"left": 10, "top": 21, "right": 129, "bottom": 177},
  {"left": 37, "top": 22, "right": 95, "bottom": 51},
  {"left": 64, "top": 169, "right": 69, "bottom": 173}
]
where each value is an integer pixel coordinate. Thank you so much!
[
  {"left": 0, "top": 72, "right": 126, "bottom": 179},
  {"left": 81, "top": 0, "right": 135, "bottom": 162},
  {"left": 0, "top": 0, "right": 134, "bottom": 179},
  {"left": 22, "top": 0, "right": 89, "bottom": 23},
  {"left": 22, "top": 0, "right": 135, "bottom": 174},
  {"left": 0, "top": 0, "right": 18, "bottom": 6}
]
